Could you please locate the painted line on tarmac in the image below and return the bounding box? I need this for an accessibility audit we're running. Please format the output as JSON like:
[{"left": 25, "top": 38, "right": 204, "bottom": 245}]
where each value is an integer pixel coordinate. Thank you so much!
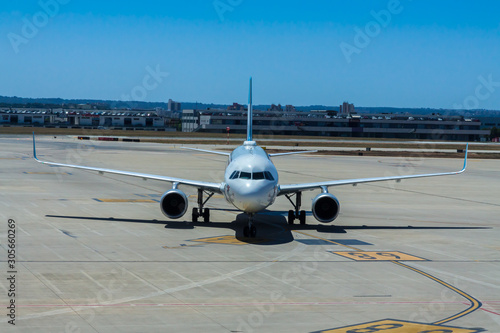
[
  {"left": 93, "top": 198, "right": 158, "bottom": 203},
  {"left": 0, "top": 242, "right": 307, "bottom": 323},
  {"left": 392, "top": 261, "right": 482, "bottom": 325},
  {"left": 16, "top": 300, "right": 471, "bottom": 308},
  {"left": 294, "top": 230, "right": 483, "bottom": 326}
]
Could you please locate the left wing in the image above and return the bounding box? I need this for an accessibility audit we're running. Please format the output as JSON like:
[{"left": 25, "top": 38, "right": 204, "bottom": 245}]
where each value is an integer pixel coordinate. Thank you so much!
[
  {"left": 33, "top": 134, "right": 223, "bottom": 193},
  {"left": 278, "top": 144, "right": 468, "bottom": 196}
]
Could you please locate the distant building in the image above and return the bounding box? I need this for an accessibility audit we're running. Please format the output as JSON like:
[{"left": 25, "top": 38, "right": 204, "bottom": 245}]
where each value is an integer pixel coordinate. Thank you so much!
[
  {"left": 340, "top": 102, "right": 354, "bottom": 115},
  {"left": 477, "top": 116, "right": 500, "bottom": 130},
  {"left": 181, "top": 110, "right": 489, "bottom": 141},
  {"left": 268, "top": 104, "right": 283, "bottom": 111},
  {"left": 0, "top": 109, "right": 167, "bottom": 129},
  {"left": 182, "top": 109, "right": 199, "bottom": 132},
  {"left": 168, "top": 99, "right": 181, "bottom": 112},
  {"left": 76, "top": 104, "right": 92, "bottom": 110},
  {"left": 228, "top": 103, "right": 246, "bottom": 111},
  {"left": 285, "top": 105, "right": 296, "bottom": 112}
]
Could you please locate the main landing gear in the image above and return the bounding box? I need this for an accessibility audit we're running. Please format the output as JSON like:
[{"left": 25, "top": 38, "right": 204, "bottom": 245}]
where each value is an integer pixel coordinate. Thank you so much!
[
  {"left": 285, "top": 192, "right": 306, "bottom": 225},
  {"left": 243, "top": 214, "right": 257, "bottom": 238},
  {"left": 192, "top": 189, "right": 214, "bottom": 223}
]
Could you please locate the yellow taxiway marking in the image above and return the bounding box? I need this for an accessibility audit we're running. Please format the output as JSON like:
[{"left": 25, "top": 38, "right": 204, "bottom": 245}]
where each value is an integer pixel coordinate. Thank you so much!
[
  {"left": 332, "top": 251, "right": 427, "bottom": 261},
  {"left": 320, "top": 319, "right": 483, "bottom": 333},
  {"left": 190, "top": 235, "right": 267, "bottom": 245},
  {"left": 296, "top": 230, "right": 483, "bottom": 326},
  {"left": 393, "top": 261, "right": 483, "bottom": 326},
  {"left": 93, "top": 199, "right": 158, "bottom": 203}
]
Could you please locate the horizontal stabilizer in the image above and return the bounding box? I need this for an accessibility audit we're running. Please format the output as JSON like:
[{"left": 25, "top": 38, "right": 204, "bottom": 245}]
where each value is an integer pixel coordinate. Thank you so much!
[
  {"left": 269, "top": 150, "right": 318, "bottom": 157},
  {"left": 181, "top": 147, "right": 230, "bottom": 156}
]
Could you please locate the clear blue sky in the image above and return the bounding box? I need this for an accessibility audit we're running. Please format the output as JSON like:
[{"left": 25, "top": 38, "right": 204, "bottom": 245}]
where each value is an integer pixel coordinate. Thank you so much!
[{"left": 1, "top": 0, "right": 499, "bottom": 109}]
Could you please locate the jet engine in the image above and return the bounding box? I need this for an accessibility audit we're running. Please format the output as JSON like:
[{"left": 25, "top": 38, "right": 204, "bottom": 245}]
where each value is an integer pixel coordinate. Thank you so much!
[
  {"left": 160, "top": 189, "right": 188, "bottom": 219},
  {"left": 312, "top": 193, "right": 340, "bottom": 223}
]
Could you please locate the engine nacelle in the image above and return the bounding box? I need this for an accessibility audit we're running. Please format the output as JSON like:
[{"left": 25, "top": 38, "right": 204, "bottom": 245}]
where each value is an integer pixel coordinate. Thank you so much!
[
  {"left": 312, "top": 193, "right": 340, "bottom": 223},
  {"left": 160, "top": 189, "right": 188, "bottom": 219}
]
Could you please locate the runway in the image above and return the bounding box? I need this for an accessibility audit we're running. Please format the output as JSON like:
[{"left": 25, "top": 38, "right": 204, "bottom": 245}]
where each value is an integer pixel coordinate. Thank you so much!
[{"left": 1, "top": 135, "right": 499, "bottom": 332}]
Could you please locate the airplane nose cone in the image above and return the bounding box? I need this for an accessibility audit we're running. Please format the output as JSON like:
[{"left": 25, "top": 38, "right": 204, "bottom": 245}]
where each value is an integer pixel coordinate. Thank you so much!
[{"left": 231, "top": 181, "right": 276, "bottom": 213}]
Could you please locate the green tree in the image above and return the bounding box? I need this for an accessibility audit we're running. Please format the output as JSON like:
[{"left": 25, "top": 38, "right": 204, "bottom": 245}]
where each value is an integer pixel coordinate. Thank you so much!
[{"left": 490, "top": 127, "right": 500, "bottom": 140}]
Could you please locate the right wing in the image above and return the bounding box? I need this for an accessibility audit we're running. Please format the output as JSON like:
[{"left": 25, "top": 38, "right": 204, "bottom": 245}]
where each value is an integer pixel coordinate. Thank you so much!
[
  {"left": 278, "top": 144, "right": 468, "bottom": 196},
  {"left": 33, "top": 134, "right": 223, "bottom": 193}
]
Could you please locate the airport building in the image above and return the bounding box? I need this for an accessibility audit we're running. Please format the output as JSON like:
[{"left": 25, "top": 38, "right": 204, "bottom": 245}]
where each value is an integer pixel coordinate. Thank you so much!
[
  {"left": 0, "top": 109, "right": 57, "bottom": 125},
  {"left": 0, "top": 107, "right": 493, "bottom": 141},
  {"left": 182, "top": 109, "right": 490, "bottom": 141},
  {"left": 0, "top": 109, "right": 175, "bottom": 131}
]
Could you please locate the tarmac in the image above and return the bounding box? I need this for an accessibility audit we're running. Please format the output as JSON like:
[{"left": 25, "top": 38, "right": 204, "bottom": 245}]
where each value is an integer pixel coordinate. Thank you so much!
[{"left": 0, "top": 135, "right": 499, "bottom": 333}]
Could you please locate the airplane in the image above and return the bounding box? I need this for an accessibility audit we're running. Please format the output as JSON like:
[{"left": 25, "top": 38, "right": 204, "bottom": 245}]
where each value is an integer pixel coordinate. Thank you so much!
[{"left": 33, "top": 78, "right": 468, "bottom": 238}]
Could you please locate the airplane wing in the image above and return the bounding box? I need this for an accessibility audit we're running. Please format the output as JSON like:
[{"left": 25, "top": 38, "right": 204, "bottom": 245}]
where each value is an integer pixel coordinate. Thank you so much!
[
  {"left": 33, "top": 134, "right": 223, "bottom": 193},
  {"left": 278, "top": 145, "right": 468, "bottom": 196}
]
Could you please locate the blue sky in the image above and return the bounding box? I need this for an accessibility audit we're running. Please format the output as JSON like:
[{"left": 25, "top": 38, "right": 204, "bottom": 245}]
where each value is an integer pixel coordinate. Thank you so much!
[{"left": 1, "top": 0, "right": 499, "bottom": 109}]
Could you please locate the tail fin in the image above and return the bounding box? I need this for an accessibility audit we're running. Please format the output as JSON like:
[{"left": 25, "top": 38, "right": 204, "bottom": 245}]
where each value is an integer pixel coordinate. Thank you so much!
[{"left": 246, "top": 77, "right": 253, "bottom": 143}]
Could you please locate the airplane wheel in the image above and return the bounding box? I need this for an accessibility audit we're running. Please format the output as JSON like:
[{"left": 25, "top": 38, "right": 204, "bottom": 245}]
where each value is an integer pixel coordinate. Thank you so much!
[
  {"left": 250, "top": 225, "right": 257, "bottom": 238},
  {"left": 288, "top": 210, "right": 295, "bottom": 225},
  {"left": 203, "top": 209, "right": 210, "bottom": 223},
  {"left": 299, "top": 210, "right": 306, "bottom": 225},
  {"left": 192, "top": 208, "right": 199, "bottom": 223},
  {"left": 243, "top": 226, "right": 250, "bottom": 237}
]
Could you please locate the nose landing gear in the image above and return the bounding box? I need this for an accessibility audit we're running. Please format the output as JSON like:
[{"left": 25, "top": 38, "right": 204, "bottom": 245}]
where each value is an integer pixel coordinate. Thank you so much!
[{"left": 243, "top": 213, "right": 257, "bottom": 238}]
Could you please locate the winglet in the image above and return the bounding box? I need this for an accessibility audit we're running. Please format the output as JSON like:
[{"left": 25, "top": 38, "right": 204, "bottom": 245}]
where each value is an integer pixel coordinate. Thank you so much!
[
  {"left": 462, "top": 143, "right": 468, "bottom": 172},
  {"left": 32, "top": 132, "right": 38, "bottom": 161}
]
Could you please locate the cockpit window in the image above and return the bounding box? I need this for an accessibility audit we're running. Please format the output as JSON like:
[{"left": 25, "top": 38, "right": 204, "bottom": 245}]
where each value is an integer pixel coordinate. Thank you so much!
[
  {"left": 231, "top": 170, "right": 275, "bottom": 181},
  {"left": 239, "top": 172, "right": 251, "bottom": 180},
  {"left": 253, "top": 172, "right": 265, "bottom": 180}
]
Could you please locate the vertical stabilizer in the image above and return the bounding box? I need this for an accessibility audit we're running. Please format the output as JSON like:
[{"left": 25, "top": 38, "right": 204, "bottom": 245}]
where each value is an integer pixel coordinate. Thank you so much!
[{"left": 246, "top": 77, "right": 253, "bottom": 143}]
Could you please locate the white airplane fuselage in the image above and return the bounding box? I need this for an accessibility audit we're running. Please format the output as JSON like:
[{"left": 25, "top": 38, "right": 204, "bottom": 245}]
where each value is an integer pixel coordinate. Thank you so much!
[{"left": 223, "top": 141, "right": 279, "bottom": 213}]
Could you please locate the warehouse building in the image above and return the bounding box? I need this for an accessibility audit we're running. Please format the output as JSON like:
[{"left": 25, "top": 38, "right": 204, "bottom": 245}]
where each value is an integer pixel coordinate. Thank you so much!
[{"left": 182, "top": 109, "right": 490, "bottom": 141}]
